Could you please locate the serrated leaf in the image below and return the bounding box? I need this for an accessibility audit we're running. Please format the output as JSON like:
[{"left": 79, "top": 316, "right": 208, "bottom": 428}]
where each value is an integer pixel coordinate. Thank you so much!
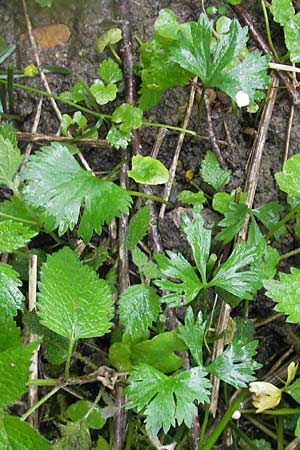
[
  {"left": 207, "top": 318, "right": 261, "bottom": 388},
  {"left": 0, "top": 195, "right": 40, "bottom": 230},
  {"left": 125, "top": 205, "right": 150, "bottom": 250},
  {"left": 66, "top": 400, "right": 106, "bottom": 429},
  {"left": 112, "top": 103, "right": 143, "bottom": 132},
  {"left": 264, "top": 268, "right": 300, "bottom": 323},
  {"left": 128, "top": 155, "right": 169, "bottom": 185},
  {"left": 119, "top": 285, "right": 160, "bottom": 337},
  {"left": 154, "top": 250, "right": 202, "bottom": 307},
  {"left": 96, "top": 28, "right": 122, "bottom": 54},
  {"left": 177, "top": 189, "right": 206, "bottom": 206},
  {"left": 0, "top": 220, "right": 38, "bottom": 252},
  {"left": 251, "top": 439, "right": 273, "bottom": 450},
  {"left": 178, "top": 307, "right": 205, "bottom": 365},
  {"left": 252, "top": 201, "right": 286, "bottom": 239},
  {"left": 0, "top": 340, "right": 39, "bottom": 408},
  {"left": 90, "top": 80, "right": 117, "bottom": 105},
  {"left": 0, "top": 411, "right": 51, "bottom": 449},
  {"left": 52, "top": 422, "right": 91, "bottom": 450},
  {"left": 23, "top": 311, "right": 69, "bottom": 365},
  {"left": 38, "top": 247, "right": 113, "bottom": 339},
  {"left": 126, "top": 364, "right": 211, "bottom": 435},
  {"left": 99, "top": 58, "right": 122, "bottom": 84},
  {"left": 209, "top": 242, "right": 260, "bottom": 299},
  {"left": 215, "top": 202, "right": 248, "bottom": 244},
  {"left": 275, "top": 154, "right": 300, "bottom": 198},
  {"left": 132, "top": 247, "right": 148, "bottom": 267},
  {"left": 200, "top": 150, "right": 231, "bottom": 190},
  {"left": 271, "top": 0, "right": 294, "bottom": 26},
  {"left": 213, "top": 190, "right": 247, "bottom": 214},
  {"left": 0, "top": 262, "right": 24, "bottom": 316},
  {"left": 0, "top": 134, "right": 22, "bottom": 190},
  {"left": 250, "top": 240, "right": 279, "bottom": 287},
  {"left": 0, "top": 312, "right": 21, "bottom": 352},
  {"left": 181, "top": 212, "right": 211, "bottom": 285},
  {"left": 22, "top": 143, "right": 132, "bottom": 242}
]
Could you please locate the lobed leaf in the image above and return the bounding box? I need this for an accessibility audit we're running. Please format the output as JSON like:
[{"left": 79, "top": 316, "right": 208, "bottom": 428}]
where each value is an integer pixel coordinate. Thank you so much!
[
  {"left": 38, "top": 247, "right": 113, "bottom": 339},
  {"left": 178, "top": 307, "right": 205, "bottom": 365},
  {"left": 99, "top": 58, "right": 122, "bottom": 84}
]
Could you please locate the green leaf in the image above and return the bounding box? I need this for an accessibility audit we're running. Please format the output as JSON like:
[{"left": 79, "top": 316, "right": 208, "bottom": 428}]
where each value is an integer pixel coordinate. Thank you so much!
[
  {"left": 154, "top": 250, "right": 202, "bottom": 306},
  {"left": 23, "top": 311, "right": 69, "bottom": 365},
  {"left": 0, "top": 313, "right": 21, "bottom": 352},
  {"left": 66, "top": 400, "right": 106, "bottom": 429},
  {"left": 110, "top": 330, "right": 186, "bottom": 373},
  {"left": 200, "top": 151, "right": 231, "bottom": 190},
  {"left": 213, "top": 190, "right": 247, "bottom": 214},
  {"left": 177, "top": 189, "right": 206, "bottom": 207},
  {"left": 0, "top": 220, "right": 38, "bottom": 252},
  {"left": 132, "top": 247, "right": 148, "bottom": 267},
  {"left": 271, "top": 0, "right": 294, "bottom": 26},
  {"left": 154, "top": 8, "right": 181, "bottom": 40},
  {"left": 284, "top": 14, "right": 300, "bottom": 63},
  {"left": 0, "top": 411, "right": 51, "bottom": 449},
  {"left": 128, "top": 155, "right": 169, "bottom": 185},
  {"left": 0, "top": 340, "right": 39, "bottom": 408},
  {"left": 126, "top": 364, "right": 211, "bottom": 435},
  {"left": 252, "top": 201, "right": 286, "bottom": 239},
  {"left": 22, "top": 143, "right": 132, "bottom": 242},
  {"left": 99, "top": 58, "right": 122, "bottom": 84},
  {"left": 215, "top": 202, "right": 249, "bottom": 244},
  {"left": 0, "top": 263, "right": 24, "bottom": 317},
  {"left": 93, "top": 436, "right": 109, "bottom": 450},
  {"left": 250, "top": 240, "right": 279, "bottom": 288},
  {"left": 182, "top": 212, "right": 212, "bottom": 285},
  {"left": 90, "top": 80, "right": 117, "bottom": 105},
  {"left": 0, "top": 134, "right": 22, "bottom": 190},
  {"left": 96, "top": 28, "right": 122, "bottom": 54},
  {"left": 285, "top": 377, "right": 300, "bottom": 403},
  {"left": 210, "top": 242, "right": 260, "bottom": 300},
  {"left": 35, "top": 0, "right": 53, "bottom": 6},
  {"left": 278, "top": 153, "right": 300, "bottom": 196},
  {"left": 178, "top": 307, "right": 205, "bottom": 365},
  {"left": 207, "top": 318, "right": 261, "bottom": 388},
  {"left": 112, "top": 103, "right": 143, "bottom": 132},
  {"left": 0, "top": 195, "right": 40, "bottom": 230},
  {"left": 264, "top": 268, "right": 300, "bottom": 323},
  {"left": 61, "top": 114, "right": 72, "bottom": 136},
  {"left": 52, "top": 422, "right": 91, "bottom": 450},
  {"left": 251, "top": 439, "right": 273, "bottom": 450},
  {"left": 119, "top": 285, "right": 160, "bottom": 337},
  {"left": 106, "top": 125, "right": 131, "bottom": 149},
  {"left": 38, "top": 247, "right": 113, "bottom": 339},
  {"left": 125, "top": 205, "right": 151, "bottom": 250}
]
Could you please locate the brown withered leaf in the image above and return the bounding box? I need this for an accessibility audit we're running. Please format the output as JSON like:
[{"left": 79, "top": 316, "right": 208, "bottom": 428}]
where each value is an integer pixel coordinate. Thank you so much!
[{"left": 19, "top": 24, "right": 70, "bottom": 50}]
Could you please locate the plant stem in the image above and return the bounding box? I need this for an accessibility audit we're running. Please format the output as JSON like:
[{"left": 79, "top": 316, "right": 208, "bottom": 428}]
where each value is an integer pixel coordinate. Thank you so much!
[
  {"left": 277, "top": 417, "right": 284, "bottom": 450},
  {"left": 65, "top": 336, "right": 75, "bottom": 380},
  {"left": 202, "top": 289, "right": 207, "bottom": 321},
  {"left": 0, "top": 211, "right": 37, "bottom": 225},
  {"left": 21, "top": 385, "right": 61, "bottom": 421},
  {"left": 27, "top": 378, "right": 60, "bottom": 386},
  {"left": 128, "top": 190, "right": 173, "bottom": 206},
  {"left": 109, "top": 44, "right": 122, "bottom": 65},
  {"left": 261, "top": 0, "right": 280, "bottom": 61},
  {"left": 201, "top": 389, "right": 248, "bottom": 450},
  {"left": 264, "top": 206, "right": 300, "bottom": 241},
  {"left": 280, "top": 247, "right": 300, "bottom": 260},
  {"left": 241, "top": 408, "right": 300, "bottom": 415},
  {"left": 230, "top": 422, "right": 264, "bottom": 450},
  {"left": 198, "top": 403, "right": 209, "bottom": 449}
]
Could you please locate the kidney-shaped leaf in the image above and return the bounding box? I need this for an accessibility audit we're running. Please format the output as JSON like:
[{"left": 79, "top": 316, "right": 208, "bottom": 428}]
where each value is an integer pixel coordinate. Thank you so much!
[{"left": 38, "top": 247, "right": 113, "bottom": 339}]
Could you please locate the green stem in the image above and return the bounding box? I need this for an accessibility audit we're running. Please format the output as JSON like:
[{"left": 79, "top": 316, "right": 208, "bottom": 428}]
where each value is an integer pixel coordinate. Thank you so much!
[
  {"left": 27, "top": 378, "right": 60, "bottom": 386},
  {"left": 0, "top": 211, "right": 37, "bottom": 225},
  {"left": 280, "top": 247, "right": 300, "bottom": 260},
  {"left": 128, "top": 190, "right": 173, "bottom": 206},
  {"left": 65, "top": 336, "right": 75, "bottom": 380},
  {"left": 202, "top": 288, "right": 207, "bottom": 321},
  {"left": 261, "top": 0, "right": 281, "bottom": 61},
  {"left": 241, "top": 408, "right": 300, "bottom": 415},
  {"left": 244, "top": 414, "right": 278, "bottom": 441},
  {"left": 142, "top": 120, "right": 197, "bottom": 138},
  {"left": 21, "top": 385, "right": 61, "bottom": 421},
  {"left": 201, "top": 390, "right": 248, "bottom": 450},
  {"left": 81, "top": 386, "right": 104, "bottom": 424},
  {"left": 199, "top": 403, "right": 209, "bottom": 449},
  {"left": 264, "top": 206, "right": 300, "bottom": 241},
  {"left": 277, "top": 417, "right": 284, "bottom": 450},
  {"left": 109, "top": 44, "right": 122, "bottom": 65},
  {"left": 230, "top": 423, "right": 264, "bottom": 450}
]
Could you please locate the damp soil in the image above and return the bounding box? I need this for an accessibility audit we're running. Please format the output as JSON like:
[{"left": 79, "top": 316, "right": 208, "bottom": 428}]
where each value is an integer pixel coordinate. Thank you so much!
[{"left": 1, "top": 0, "right": 300, "bottom": 448}]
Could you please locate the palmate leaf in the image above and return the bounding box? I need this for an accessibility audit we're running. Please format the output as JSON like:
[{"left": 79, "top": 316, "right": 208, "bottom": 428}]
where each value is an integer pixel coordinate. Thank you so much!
[
  {"left": 0, "top": 220, "right": 38, "bottom": 252},
  {"left": 21, "top": 143, "right": 132, "bottom": 242},
  {"left": 0, "top": 340, "right": 39, "bottom": 409},
  {"left": 207, "top": 318, "right": 261, "bottom": 388},
  {"left": 215, "top": 202, "right": 248, "bottom": 244},
  {"left": 38, "top": 247, "right": 113, "bottom": 339},
  {"left": 264, "top": 268, "right": 300, "bottom": 323},
  {"left": 126, "top": 364, "right": 211, "bottom": 435},
  {"left": 0, "top": 262, "right": 24, "bottom": 316},
  {"left": 209, "top": 242, "right": 260, "bottom": 300},
  {"left": 0, "top": 411, "right": 51, "bottom": 450},
  {"left": 154, "top": 250, "right": 202, "bottom": 306},
  {"left": 118, "top": 285, "right": 160, "bottom": 337}
]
